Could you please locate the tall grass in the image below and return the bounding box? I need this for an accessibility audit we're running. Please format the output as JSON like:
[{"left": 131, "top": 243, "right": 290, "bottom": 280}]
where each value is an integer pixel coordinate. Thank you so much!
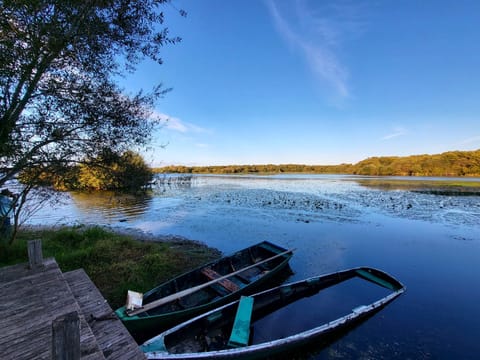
[{"left": 0, "top": 225, "right": 220, "bottom": 308}]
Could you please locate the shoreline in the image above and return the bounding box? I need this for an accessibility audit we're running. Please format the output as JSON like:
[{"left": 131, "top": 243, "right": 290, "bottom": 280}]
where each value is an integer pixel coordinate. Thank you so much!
[
  {"left": 20, "top": 223, "right": 212, "bottom": 247},
  {"left": 8, "top": 224, "right": 222, "bottom": 309}
]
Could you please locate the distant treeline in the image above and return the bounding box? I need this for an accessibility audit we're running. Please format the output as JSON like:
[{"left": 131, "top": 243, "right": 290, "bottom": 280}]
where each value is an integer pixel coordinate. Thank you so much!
[{"left": 154, "top": 149, "right": 480, "bottom": 177}]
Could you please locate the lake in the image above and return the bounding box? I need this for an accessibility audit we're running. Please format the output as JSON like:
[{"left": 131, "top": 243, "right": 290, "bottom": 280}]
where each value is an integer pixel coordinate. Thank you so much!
[{"left": 28, "top": 174, "right": 480, "bottom": 359}]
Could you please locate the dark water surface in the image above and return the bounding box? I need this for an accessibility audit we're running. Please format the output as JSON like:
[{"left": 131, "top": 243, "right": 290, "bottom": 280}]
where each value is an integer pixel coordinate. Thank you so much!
[{"left": 29, "top": 174, "right": 480, "bottom": 359}]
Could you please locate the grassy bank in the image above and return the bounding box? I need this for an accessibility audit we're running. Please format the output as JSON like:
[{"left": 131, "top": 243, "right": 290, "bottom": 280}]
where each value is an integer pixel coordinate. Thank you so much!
[{"left": 0, "top": 226, "right": 221, "bottom": 309}]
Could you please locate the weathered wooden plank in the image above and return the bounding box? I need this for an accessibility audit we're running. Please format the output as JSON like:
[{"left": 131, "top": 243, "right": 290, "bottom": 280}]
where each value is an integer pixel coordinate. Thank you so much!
[
  {"left": 0, "top": 318, "right": 101, "bottom": 360},
  {"left": 0, "top": 257, "right": 56, "bottom": 284},
  {"left": 52, "top": 311, "right": 81, "bottom": 360},
  {"left": 0, "top": 260, "right": 105, "bottom": 360},
  {"left": 0, "top": 315, "right": 102, "bottom": 360},
  {"left": 28, "top": 239, "right": 44, "bottom": 269},
  {"left": 64, "top": 269, "right": 145, "bottom": 360}
]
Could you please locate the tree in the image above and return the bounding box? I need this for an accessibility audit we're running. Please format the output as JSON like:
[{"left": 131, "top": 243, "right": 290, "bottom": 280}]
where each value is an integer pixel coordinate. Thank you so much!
[
  {"left": 0, "top": 0, "right": 183, "bottom": 243},
  {"left": 75, "top": 151, "right": 153, "bottom": 191}
]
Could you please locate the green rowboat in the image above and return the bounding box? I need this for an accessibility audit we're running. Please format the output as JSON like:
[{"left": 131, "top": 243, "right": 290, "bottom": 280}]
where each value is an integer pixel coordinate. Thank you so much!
[
  {"left": 142, "top": 267, "right": 405, "bottom": 359},
  {"left": 115, "top": 241, "right": 293, "bottom": 339}
]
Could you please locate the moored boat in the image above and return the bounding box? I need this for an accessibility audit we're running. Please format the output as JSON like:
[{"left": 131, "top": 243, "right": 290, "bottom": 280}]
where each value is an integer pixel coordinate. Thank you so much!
[
  {"left": 141, "top": 267, "right": 405, "bottom": 359},
  {"left": 115, "top": 241, "right": 293, "bottom": 338}
]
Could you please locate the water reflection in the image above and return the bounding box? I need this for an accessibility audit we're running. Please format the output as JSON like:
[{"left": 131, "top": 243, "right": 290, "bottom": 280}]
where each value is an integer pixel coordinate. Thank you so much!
[
  {"left": 354, "top": 177, "right": 480, "bottom": 194},
  {"left": 70, "top": 191, "right": 153, "bottom": 222},
  {"left": 26, "top": 174, "right": 480, "bottom": 358}
]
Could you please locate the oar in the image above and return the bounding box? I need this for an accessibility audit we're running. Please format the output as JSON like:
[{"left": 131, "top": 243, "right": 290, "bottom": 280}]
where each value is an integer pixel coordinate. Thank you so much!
[{"left": 126, "top": 248, "right": 294, "bottom": 316}]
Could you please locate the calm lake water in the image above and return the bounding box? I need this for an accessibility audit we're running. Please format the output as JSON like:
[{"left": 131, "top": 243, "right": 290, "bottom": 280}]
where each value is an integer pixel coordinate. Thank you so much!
[{"left": 29, "top": 174, "right": 480, "bottom": 359}]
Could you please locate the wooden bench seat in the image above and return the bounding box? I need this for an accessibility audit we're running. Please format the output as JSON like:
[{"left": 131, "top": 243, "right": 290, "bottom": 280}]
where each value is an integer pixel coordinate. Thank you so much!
[
  {"left": 228, "top": 296, "right": 254, "bottom": 348},
  {"left": 201, "top": 267, "right": 240, "bottom": 293}
]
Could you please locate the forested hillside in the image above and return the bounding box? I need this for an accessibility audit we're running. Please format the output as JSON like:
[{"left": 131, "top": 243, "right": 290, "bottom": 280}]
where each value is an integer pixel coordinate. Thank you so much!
[{"left": 154, "top": 149, "right": 480, "bottom": 177}]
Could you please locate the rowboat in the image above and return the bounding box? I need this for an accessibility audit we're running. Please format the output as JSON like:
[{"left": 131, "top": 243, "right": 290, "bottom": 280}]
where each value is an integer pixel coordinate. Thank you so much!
[
  {"left": 141, "top": 267, "right": 405, "bottom": 359},
  {"left": 115, "top": 241, "right": 293, "bottom": 338}
]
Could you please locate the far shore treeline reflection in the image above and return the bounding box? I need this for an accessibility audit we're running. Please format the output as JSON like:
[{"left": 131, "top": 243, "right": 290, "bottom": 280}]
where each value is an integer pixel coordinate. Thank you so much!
[{"left": 155, "top": 149, "right": 480, "bottom": 177}]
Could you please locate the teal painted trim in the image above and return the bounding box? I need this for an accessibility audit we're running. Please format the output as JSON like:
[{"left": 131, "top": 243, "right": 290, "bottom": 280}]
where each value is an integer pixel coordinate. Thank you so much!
[
  {"left": 141, "top": 337, "right": 167, "bottom": 353},
  {"left": 206, "top": 310, "right": 222, "bottom": 324},
  {"left": 356, "top": 269, "right": 396, "bottom": 290}
]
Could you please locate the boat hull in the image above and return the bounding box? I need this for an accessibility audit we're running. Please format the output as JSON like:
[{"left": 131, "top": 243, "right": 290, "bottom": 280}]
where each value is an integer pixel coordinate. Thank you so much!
[
  {"left": 142, "top": 267, "right": 406, "bottom": 359},
  {"left": 115, "top": 241, "right": 293, "bottom": 340}
]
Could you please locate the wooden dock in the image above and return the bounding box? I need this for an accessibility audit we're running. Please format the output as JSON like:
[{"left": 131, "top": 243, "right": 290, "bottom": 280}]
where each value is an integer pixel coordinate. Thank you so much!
[{"left": 0, "top": 258, "right": 145, "bottom": 360}]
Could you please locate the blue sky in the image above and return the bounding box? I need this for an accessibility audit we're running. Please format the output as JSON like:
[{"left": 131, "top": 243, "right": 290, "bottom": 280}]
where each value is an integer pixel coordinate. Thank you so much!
[{"left": 121, "top": 0, "right": 480, "bottom": 167}]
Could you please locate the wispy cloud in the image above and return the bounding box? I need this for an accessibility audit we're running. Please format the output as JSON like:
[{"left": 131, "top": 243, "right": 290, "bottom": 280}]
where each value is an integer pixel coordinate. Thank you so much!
[
  {"left": 265, "top": 0, "right": 364, "bottom": 101},
  {"left": 155, "top": 112, "right": 209, "bottom": 134},
  {"left": 459, "top": 135, "right": 480, "bottom": 145},
  {"left": 381, "top": 127, "right": 407, "bottom": 140}
]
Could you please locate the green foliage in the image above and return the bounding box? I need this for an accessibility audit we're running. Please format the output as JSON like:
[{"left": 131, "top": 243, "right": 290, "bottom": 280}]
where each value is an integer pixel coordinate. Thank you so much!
[
  {"left": 1, "top": 226, "right": 220, "bottom": 308},
  {"left": 75, "top": 151, "right": 154, "bottom": 191},
  {"left": 154, "top": 149, "right": 480, "bottom": 177},
  {"left": 1, "top": 0, "right": 179, "bottom": 185},
  {"left": 352, "top": 150, "right": 480, "bottom": 176},
  {"left": 0, "top": 0, "right": 183, "bottom": 242},
  {"left": 153, "top": 163, "right": 354, "bottom": 175},
  {"left": 21, "top": 151, "right": 154, "bottom": 192}
]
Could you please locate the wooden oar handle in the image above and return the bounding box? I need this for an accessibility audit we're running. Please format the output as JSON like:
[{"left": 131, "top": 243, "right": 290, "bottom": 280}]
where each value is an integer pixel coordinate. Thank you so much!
[{"left": 126, "top": 247, "right": 294, "bottom": 316}]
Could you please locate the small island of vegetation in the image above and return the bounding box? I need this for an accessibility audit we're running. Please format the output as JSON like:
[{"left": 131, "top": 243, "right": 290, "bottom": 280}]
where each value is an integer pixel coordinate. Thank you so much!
[{"left": 21, "top": 150, "right": 154, "bottom": 192}]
